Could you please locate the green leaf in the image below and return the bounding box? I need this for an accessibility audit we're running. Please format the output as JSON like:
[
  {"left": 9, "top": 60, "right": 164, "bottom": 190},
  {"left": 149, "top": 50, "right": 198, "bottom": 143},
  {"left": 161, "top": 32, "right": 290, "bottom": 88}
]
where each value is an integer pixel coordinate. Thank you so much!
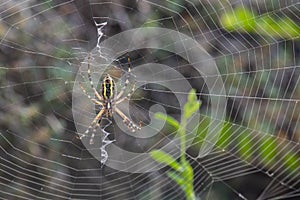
[
  {"left": 193, "top": 116, "right": 210, "bottom": 147},
  {"left": 167, "top": 171, "right": 185, "bottom": 187},
  {"left": 220, "top": 6, "right": 300, "bottom": 40},
  {"left": 256, "top": 15, "right": 281, "bottom": 38},
  {"left": 220, "top": 6, "right": 255, "bottom": 32},
  {"left": 234, "top": 6, "right": 256, "bottom": 31},
  {"left": 154, "top": 112, "right": 180, "bottom": 129},
  {"left": 277, "top": 17, "right": 300, "bottom": 38},
  {"left": 283, "top": 152, "right": 300, "bottom": 174},
  {"left": 188, "top": 88, "right": 198, "bottom": 102},
  {"left": 152, "top": 89, "right": 198, "bottom": 200},
  {"left": 184, "top": 89, "right": 200, "bottom": 119},
  {"left": 150, "top": 150, "right": 182, "bottom": 172},
  {"left": 216, "top": 121, "right": 232, "bottom": 149},
  {"left": 182, "top": 161, "right": 194, "bottom": 183},
  {"left": 256, "top": 15, "right": 300, "bottom": 39},
  {"left": 237, "top": 130, "right": 253, "bottom": 160},
  {"left": 259, "top": 137, "right": 277, "bottom": 167}
]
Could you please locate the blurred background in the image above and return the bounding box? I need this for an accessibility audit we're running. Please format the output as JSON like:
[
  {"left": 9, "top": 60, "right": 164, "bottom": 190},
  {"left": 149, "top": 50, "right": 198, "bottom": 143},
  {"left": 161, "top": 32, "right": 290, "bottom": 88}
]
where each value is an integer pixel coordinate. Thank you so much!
[{"left": 0, "top": 0, "right": 300, "bottom": 199}]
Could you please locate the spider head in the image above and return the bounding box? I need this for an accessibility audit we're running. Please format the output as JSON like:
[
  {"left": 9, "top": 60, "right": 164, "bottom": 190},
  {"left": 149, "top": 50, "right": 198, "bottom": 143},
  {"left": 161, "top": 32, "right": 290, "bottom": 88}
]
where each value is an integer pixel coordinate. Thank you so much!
[{"left": 104, "top": 74, "right": 113, "bottom": 82}]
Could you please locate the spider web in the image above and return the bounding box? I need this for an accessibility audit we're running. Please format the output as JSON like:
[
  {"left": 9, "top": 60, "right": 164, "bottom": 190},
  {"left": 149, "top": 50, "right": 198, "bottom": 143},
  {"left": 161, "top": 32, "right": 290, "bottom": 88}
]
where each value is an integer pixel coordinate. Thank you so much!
[{"left": 0, "top": 0, "right": 300, "bottom": 199}]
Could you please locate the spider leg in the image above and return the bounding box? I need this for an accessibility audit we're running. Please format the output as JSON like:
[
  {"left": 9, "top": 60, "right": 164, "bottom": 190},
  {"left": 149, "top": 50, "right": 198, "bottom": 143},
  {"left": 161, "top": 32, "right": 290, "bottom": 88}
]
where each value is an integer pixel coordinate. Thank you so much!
[
  {"left": 114, "top": 107, "right": 141, "bottom": 132},
  {"left": 116, "top": 56, "right": 133, "bottom": 100},
  {"left": 80, "top": 108, "right": 105, "bottom": 144},
  {"left": 86, "top": 53, "right": 103, "bottom": 101},
  {"left": 115, "top": 79, "right": 136, "bottom": 104},
  {"left": 79, "top": 82, "right": 104, "bottom": 105}
]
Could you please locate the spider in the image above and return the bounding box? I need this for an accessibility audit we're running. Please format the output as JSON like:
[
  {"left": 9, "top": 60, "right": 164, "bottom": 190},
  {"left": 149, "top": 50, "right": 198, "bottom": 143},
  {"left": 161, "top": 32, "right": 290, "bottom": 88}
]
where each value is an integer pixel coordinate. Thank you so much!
[{"left": 79, "top": 54, "right": 141, "bottom": 144}]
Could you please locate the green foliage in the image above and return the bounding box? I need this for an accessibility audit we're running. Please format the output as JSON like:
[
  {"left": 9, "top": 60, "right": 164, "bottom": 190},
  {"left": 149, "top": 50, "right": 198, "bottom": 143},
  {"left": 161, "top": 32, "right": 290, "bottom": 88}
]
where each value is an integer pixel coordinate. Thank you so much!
[
  {"left": 154, "top": 112, "right": 180, "bottom": 130},
  {"left": 220, "top": 6, "right": 300, "bottom": 39},
  {"left": 184, "top": 90, "right": 201, "bottom": 119},
  {"left": 150, "top": 89, "right": 200, "bottom": 200},
  {"left": 256, "top": 15, "right": 300, "bottom": 38},
  {"left": 284, "top": 152, "right": 300, "bottom": 175},
  {"left": 259, "top": 136, "right": 278, "bottom": 167},
  {"left": 237, "top": 130, "right": 253, "bottom": 160},
  {"left": 205, "top": 120, "right": 300, "bottom": 177},
  {"left": 220, "top": 6, "right": 255, "bottom": 32},
  {"left": 193, "top": 115, "right": 300, "bottom": 178},
  {"left": 215, "top": 120, "right": 232, "bottom": 149},
  {"left": 150, "top": 89, "right": 300, "bottom": 199},
  {"left": 150, "top": 150, "right": 182, "bottom": 172}
]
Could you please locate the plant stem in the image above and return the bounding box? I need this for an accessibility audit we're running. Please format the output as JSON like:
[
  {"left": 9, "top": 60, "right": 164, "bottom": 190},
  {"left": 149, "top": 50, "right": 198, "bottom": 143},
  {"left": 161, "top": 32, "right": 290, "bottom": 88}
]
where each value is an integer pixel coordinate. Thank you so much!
[
  {"left": 179, "top": 117, "right": 186, "bottom": 163},
  {"left": 180, "top": 117, "right": 196, "bottom": 200}
]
